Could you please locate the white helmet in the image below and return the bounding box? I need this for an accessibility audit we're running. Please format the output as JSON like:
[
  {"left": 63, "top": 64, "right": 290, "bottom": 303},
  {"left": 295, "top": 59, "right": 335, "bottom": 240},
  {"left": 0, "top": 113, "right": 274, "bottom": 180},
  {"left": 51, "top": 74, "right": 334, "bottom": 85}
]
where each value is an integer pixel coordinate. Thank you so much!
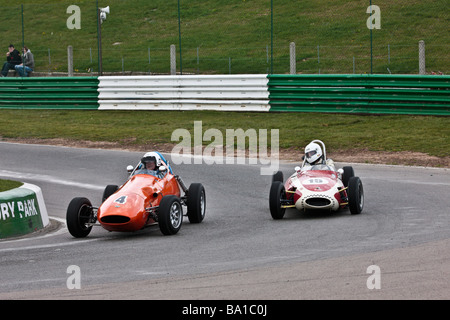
[
  {"left": 305, "top": 142, "right": 323, "bottom": 164},
  {"left": 141, "top": 152, "right": 162, "bottom": 167}
]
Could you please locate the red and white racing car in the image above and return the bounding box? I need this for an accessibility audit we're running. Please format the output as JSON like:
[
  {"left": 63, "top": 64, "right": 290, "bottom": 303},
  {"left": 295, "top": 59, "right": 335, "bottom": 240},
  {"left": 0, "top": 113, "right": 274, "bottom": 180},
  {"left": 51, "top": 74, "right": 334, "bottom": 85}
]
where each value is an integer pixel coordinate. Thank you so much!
[{"left": 269, "top": 140, "right": 364, "bottom": 219}]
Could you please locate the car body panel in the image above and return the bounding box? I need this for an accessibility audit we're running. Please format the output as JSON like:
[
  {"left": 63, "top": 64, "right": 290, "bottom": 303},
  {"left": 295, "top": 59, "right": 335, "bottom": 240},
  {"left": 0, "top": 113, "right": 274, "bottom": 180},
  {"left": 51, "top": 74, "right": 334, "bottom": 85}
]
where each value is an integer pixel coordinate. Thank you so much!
[
  {"left": 98, "top": 173, "right": 181, "bottom": 232},
  {"left": 284, "top": 166, "right": 346, "bottom": 212}
]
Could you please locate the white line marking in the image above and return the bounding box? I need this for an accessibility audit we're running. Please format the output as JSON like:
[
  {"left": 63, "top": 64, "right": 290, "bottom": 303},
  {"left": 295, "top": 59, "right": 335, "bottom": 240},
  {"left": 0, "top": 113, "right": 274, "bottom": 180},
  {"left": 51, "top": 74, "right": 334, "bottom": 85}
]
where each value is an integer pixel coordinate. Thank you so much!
[
  {"left": 0, "top": 217, "right": 100, "bottom": 252},
  {"left": 0, "top": 170, "right": 104, "bottom": 190},
  {"left": 0, "top": 238, "right": 100, "bottom": 253}
]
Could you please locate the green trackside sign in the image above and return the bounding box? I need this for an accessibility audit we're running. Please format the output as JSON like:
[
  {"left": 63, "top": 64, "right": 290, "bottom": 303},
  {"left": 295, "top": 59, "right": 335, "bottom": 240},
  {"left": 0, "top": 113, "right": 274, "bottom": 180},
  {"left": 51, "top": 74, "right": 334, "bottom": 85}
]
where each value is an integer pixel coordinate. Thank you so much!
[{"left": 0, "top": 187, "right": 44, "bottom": 239}]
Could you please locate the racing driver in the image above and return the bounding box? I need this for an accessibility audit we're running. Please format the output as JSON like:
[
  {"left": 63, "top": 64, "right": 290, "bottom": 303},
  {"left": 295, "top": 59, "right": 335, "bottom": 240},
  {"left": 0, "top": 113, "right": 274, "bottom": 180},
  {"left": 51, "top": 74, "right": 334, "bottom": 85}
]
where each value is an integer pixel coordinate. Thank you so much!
[
  {"left": 134, "top": 152, "right": 167, "bottom": 179},
  {"left": 301, "top": 141, "right": 335, "bottom": 171}
]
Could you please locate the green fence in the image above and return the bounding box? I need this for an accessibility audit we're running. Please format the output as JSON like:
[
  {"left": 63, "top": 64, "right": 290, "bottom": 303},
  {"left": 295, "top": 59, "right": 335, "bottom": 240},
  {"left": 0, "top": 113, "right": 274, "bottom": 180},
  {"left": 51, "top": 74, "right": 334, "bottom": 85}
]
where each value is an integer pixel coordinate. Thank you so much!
[
  {"left": 1, "top": 75, "right": 449, "bottom": 115},
  {"left": 268, "top": 74, "right": 450, "bottom": 115},
  {"left": 0, "top": 77, "right": 99, "bottom": 109}
]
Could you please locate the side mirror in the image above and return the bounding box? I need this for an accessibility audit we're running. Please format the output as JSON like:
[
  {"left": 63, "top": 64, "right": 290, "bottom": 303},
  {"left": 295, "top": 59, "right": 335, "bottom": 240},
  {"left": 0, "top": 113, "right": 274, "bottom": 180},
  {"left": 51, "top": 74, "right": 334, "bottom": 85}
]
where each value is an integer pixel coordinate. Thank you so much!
[
  {"left": 159, "top": 165, "right": 167, "bottom": 172},
  {"left": 294, "top": 166, "right": 301, "bottom": 172},
  {"left": 126, "top": 165, "right": 134, "bottom": 173}
]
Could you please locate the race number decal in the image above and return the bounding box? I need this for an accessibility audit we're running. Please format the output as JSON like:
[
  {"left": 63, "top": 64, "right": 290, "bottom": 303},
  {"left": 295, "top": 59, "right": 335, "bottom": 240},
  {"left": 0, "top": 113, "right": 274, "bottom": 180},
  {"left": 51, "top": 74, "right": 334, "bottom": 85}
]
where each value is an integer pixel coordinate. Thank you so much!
[
  {"left": 303, "top": 178, "right": 328, "bottom": 185},
  {"left": 114, "top": 196, "right": 127, "bottom": 204}
]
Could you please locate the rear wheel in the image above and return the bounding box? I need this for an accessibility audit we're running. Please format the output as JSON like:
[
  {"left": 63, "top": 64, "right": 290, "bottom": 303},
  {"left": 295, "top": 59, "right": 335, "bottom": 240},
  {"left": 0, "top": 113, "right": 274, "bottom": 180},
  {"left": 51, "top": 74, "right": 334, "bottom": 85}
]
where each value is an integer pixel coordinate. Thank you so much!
[
  {"left": 66, "top": 197, "right": 94, "bottom": 238},
  {"left": 269, "top": 181, "right": 286, "bottom": 220},
  {"left": 187, "top": 183, "right": 206, "bottom": 223},
  {"left": 348, "top": 177, "right": 364, "bottom": 215},
  {"left": 158, "top": 195, "right": 183, "bottom": 235}
]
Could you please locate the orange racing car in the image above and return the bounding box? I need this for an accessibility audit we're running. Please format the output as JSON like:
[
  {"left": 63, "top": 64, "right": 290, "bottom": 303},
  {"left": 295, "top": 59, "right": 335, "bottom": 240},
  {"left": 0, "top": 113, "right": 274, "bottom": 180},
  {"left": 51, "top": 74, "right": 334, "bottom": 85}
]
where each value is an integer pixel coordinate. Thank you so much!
[{"left": 66, "top": 152, "right": 206, "bottom": 238}]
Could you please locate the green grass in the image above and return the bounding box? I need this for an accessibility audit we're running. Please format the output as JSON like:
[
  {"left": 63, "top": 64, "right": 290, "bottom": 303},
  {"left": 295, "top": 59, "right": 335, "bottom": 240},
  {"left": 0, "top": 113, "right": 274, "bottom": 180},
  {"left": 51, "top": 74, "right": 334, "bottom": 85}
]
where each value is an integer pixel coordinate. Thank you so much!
[
  {"left": 0, "top": 179, "right": 23, "bottom": 192},
  {"left": 0, "top": 0, "right": 447, "bottom": 74},
  {"left": 0, "top": 110, "right": 448, "bottom": 158}
]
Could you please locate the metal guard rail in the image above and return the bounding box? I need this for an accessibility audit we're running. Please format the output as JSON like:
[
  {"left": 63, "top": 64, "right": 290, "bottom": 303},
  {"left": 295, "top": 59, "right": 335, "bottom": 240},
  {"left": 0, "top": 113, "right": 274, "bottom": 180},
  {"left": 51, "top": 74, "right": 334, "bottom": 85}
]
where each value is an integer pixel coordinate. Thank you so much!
[
  {"left": 98, "top": 75, "right": 270, "bottom": 112},
  {"left": 0, "top": 77, "right": 99, "bottom": 109},
  {"left": 267, "top": 74, "right": 450, "bottom": 116}
]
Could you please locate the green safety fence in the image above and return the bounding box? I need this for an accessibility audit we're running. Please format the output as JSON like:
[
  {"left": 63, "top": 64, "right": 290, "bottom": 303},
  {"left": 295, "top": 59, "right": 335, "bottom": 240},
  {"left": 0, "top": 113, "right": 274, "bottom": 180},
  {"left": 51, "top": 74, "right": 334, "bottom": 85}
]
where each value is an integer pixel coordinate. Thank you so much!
[
  {"left": 1, "top": 75, "right": 449, "bottom": 115},
  {"left": 268, "top": 74, "right": 450, "bottom": 116},
  {"left": 0, "top": 77, "right": 99, "bottom": 109}
]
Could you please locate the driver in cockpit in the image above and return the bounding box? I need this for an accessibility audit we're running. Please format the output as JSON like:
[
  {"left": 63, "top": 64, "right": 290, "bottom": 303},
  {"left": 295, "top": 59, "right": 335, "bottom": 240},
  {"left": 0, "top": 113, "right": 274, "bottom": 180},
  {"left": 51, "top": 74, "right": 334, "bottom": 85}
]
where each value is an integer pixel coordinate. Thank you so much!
[
  {"left": 301, "top": 141, "right": 335, "bottom": 172},
  {"left": 134, "top": 152, "right": 167, "bottom": 179}
]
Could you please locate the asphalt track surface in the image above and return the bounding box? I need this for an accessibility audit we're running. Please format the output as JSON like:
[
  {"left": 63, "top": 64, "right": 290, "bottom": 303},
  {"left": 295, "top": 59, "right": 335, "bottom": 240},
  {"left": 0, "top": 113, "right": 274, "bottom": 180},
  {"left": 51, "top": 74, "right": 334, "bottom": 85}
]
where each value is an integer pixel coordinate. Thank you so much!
[{"left": 0, "top": 141, "right": 449, "bottom": 300}]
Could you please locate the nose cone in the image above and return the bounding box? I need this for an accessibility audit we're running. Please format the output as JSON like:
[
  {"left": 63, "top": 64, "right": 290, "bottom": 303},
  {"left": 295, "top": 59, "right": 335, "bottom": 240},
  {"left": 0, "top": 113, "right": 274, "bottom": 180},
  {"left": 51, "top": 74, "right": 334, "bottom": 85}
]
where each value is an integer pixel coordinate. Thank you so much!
[{"left": 98, "top": 193, "right": 147, "bottom": 232}]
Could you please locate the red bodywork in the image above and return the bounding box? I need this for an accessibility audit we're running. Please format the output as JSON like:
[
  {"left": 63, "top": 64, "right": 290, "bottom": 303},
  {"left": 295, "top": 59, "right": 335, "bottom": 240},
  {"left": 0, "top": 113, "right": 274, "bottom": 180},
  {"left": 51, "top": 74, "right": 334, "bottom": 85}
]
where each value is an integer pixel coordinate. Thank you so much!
[
  {"left": 282, "top": 168, "right": 346, "bottom": 211},
  {"left": 97, "top": 173, "right": 181, "bottom": 232}
]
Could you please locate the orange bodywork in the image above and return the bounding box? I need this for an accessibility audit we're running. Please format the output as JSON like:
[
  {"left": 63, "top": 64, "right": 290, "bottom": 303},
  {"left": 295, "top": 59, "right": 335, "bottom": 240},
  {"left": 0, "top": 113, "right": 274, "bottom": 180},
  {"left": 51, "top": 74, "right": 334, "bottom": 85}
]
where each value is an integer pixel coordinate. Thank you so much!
[{"left": 97, "top": 173, "right": 181, "bottom": 232}]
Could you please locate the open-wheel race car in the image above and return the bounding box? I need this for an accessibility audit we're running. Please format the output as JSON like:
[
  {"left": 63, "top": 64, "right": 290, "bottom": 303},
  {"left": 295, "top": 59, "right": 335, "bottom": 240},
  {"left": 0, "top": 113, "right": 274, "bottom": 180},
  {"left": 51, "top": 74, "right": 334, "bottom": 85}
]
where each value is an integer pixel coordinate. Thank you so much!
[
  {"left": 269, "top": 140, "right": 364, "bottom": 219},
  {"left": 66, "top": 152, "right": 206, "bottom": 238}
]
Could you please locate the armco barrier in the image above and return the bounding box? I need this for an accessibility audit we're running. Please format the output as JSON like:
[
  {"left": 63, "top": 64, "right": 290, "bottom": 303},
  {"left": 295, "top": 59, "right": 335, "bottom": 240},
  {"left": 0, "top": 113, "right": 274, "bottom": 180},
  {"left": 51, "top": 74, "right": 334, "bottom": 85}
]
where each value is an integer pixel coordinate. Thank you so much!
[
  {"left": 98, "top": 75, "right": 270, "bottom": 112},
  {"left": 0, "top": 183, "right": 49, "bottom": 239},
  {"left": 268, "top": 74, "right": 450, "bottom": 115},
  {"left": 0, "top": 77, "right": 99, "bottom": 109},
  {"left": 1, "top": 75, "right": 448, "bottom": 115}
]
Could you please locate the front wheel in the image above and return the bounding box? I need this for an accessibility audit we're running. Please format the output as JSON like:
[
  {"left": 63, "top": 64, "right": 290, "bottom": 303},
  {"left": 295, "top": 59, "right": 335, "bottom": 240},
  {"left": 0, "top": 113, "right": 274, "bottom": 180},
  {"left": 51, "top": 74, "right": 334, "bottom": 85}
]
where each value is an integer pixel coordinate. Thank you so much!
[
  {"left": 342, "top": 166, "right": 354, "bottom": 187},
  {"left": 348, "top": 177, "right": 364, "bottom": 215},
  {"left": 269, "top": 181, "right": 286, "bottom": 220},
  {"left": 102, "top": 184, "right": 118, "bottom": 202},
  {"left": 66, "top": 197, "right": 94, "bottom": 238},
  {"left": 158, "top": 195, "right": 183, "bottom": 235},
  {"left": 272, "top": 171, "right": 283, "bottom": 183},
  {"left": 187, "top": 183, "right": 206, "bottom": 223}
]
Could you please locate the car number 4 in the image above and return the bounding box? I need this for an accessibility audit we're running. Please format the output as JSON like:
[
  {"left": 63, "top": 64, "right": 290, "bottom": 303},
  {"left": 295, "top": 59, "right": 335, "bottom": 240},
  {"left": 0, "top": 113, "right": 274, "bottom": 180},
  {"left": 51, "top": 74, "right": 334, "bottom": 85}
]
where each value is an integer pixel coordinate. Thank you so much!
[{"left": 114, "top": 196, "right": 127, "bottom": 204}]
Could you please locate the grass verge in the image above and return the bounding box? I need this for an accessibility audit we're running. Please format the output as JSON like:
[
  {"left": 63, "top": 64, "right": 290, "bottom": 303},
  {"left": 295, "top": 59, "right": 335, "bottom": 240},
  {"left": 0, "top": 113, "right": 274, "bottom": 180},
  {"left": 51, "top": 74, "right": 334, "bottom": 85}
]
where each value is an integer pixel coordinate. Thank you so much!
[
  {"left": 0, "top": 110, "right": 449, "bottom": 158},
  {"left": 0, "top": 179, "right": 23, "bottom": 192}
]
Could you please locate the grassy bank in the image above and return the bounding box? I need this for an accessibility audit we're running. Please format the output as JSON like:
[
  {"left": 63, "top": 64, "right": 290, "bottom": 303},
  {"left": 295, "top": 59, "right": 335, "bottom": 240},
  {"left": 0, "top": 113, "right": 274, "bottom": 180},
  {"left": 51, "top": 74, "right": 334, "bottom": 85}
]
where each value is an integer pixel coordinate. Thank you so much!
[
  {"left": 1, "top": 0, "right": 448, "bottom": 74},
  {"left": 0, "top": 179, "right": 23, "bottom": 192},
  {"left": 0, "top": 110, "right": 448, "bottom": 158}
]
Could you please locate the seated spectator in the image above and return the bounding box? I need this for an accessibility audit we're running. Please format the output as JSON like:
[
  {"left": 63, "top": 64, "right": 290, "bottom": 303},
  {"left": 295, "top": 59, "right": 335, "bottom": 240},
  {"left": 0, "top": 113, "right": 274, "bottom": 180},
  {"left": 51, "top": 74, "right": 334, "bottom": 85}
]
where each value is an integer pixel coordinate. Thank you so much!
[
  {"left": 15, "top": 46, "right": 34, "bottom": 77},
  {"left": 1, "top": 44, "right": 22, "bottom": 77}
]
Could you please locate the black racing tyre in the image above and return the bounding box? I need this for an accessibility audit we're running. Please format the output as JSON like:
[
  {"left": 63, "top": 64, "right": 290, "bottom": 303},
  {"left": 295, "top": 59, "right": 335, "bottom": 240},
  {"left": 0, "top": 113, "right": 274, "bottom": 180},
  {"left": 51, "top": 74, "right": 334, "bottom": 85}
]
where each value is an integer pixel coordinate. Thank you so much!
[
  {"left": 348, "top": 176, "right": 364, "bottom": 215},
  {"left": 272, "top": 171, "right": 284, "bottom": 183},
  {"left": 158, "top": 195, "right": 183, "bottom": 235},
  {"left": 342, "top": 166, "right": 355, "bottom": 187},
  {"left": 66, "top": 197, "right": 94, "bottom": 238},
  {"left": 102, "top": 184, "right": 118, "bottom": 203},
  {"left": 269, "top": 181, "right": 286, "bottom": 220},
  {"left": 187, "top": 183, "right": 206, "bottom": 223}
]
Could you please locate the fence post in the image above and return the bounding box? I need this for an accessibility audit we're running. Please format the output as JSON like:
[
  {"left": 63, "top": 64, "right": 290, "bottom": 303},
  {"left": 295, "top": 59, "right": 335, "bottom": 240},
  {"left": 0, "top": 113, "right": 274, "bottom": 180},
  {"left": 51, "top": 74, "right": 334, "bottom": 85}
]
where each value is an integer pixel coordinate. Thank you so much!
[
  {"left": 290, "top": 42, "right": 296, "bottom": 74},
  {"left": 419, "top": 40, "right": 426, "bottom": 75},
  {"left": 170, "top": 44, "right": 176, "bottom": 75},
  {"left": 67, "top": 45, "right": 73, "bottom": 77}
]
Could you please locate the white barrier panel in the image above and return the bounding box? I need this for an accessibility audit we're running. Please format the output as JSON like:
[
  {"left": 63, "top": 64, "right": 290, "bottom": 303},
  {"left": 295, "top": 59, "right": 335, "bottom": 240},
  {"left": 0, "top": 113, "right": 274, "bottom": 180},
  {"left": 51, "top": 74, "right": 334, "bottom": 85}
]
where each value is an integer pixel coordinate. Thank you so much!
[
  {"left": 21, "top": 183, "right": 49, "bottom": 227},
  {"left": 98, "top": 75, "right": 270, "bottom": 112}
]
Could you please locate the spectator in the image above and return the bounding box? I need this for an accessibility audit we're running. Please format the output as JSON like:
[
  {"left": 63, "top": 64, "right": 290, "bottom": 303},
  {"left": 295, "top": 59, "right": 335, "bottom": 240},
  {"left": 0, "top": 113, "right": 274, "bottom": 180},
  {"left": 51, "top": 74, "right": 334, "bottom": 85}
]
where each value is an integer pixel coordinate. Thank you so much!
[
  {"left": 1, "top": 44, "right": 22, "bottom": 77},
  {"left": 15, "top": 46, "right": 34, "bottom": 77}
]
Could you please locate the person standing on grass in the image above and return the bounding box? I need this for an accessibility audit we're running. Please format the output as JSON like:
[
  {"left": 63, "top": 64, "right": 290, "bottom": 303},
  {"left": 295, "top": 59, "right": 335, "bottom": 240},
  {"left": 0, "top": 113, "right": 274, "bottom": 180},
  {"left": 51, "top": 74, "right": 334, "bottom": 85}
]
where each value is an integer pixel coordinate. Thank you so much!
[
  {"left": 15, "top": 46, "right": 34, "bottom": 77},
  {"left": 1, "top": 44, "right": 22, "bottom": 77}
]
